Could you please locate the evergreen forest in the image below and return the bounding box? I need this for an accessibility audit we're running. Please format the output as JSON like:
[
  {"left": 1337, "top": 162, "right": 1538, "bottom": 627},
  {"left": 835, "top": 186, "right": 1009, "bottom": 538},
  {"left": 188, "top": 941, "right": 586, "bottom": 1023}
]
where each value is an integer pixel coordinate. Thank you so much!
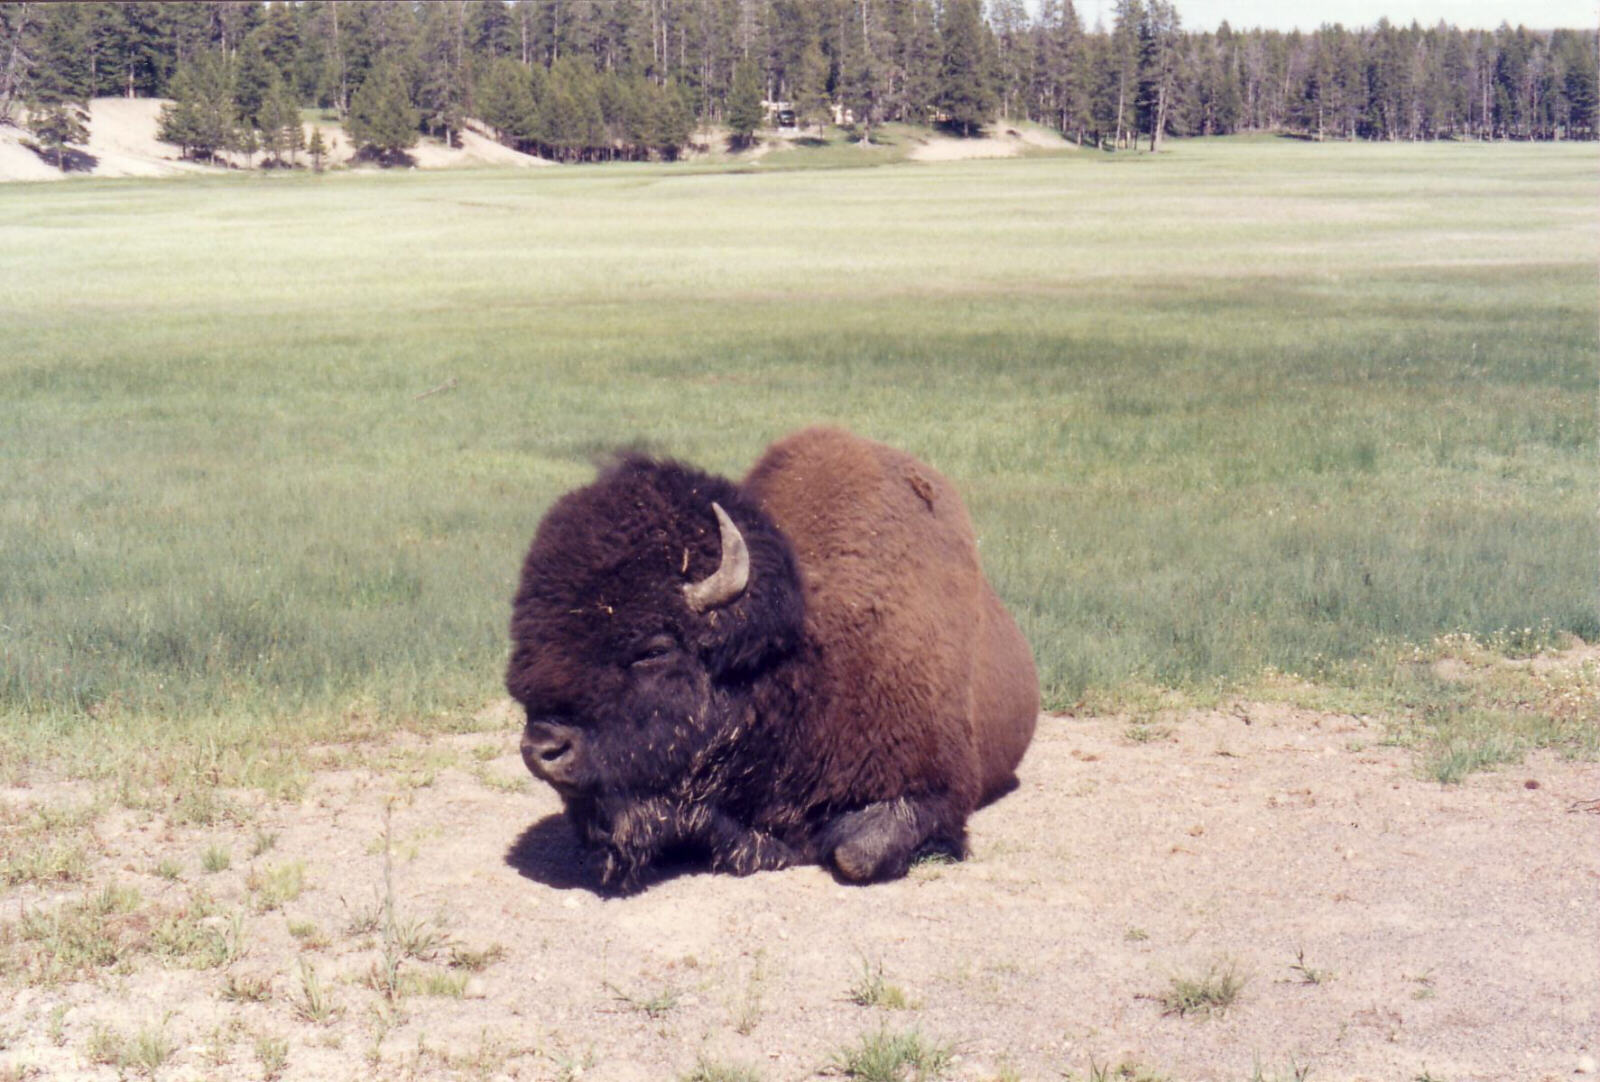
[{"left": 1, "top": 0, "right": 1596, "bottom": 167}]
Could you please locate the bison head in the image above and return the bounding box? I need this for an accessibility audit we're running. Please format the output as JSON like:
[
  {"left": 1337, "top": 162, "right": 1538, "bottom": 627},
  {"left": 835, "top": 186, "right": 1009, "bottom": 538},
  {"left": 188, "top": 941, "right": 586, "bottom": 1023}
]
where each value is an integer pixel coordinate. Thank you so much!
[{"left": 506, "top": 455, "right": 804, "bottom": 890}]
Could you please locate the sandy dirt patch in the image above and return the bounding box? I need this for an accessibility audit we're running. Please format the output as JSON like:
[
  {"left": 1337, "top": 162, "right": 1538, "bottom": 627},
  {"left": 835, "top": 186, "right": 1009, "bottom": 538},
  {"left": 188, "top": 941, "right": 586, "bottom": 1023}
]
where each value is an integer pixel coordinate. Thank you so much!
[
  {"left": 2, "top": 698, "right": 1595, "bottom": 1081},
  {"left": 910, "top": 126, "right": 1075, "bottom": 162},
  {"left": 0, "top": 100, "right": 548, "bottom": 182}
]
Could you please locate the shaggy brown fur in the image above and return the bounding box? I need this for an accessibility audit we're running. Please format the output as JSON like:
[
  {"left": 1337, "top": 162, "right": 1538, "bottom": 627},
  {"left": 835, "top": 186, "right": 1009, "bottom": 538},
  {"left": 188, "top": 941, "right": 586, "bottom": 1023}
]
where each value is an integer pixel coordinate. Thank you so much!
[{"left": 507, "top": 427, "right": 1038, "bottom": 891}]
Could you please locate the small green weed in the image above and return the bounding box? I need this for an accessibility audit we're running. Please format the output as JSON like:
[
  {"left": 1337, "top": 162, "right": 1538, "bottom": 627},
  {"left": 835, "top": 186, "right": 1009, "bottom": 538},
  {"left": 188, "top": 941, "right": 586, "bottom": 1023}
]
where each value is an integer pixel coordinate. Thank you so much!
[
  {"left": 1288, "top": 948, "right": 1332, "bottom": 985},
  {"left": 607, "top": 981, "right": 679, "bottom": 1018},
  {"left": 201, "top": 845, "right": 232, "bottom": 873},
  {"left": 153, "top": 857, "right": 183, "bottom": 881}
]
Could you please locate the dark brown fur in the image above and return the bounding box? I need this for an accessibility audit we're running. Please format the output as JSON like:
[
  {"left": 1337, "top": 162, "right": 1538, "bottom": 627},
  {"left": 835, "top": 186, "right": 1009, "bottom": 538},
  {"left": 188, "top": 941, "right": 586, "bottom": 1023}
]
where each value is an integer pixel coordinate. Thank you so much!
[{"left": 507, "top": 427, "right": 1038, "bottom": 891}]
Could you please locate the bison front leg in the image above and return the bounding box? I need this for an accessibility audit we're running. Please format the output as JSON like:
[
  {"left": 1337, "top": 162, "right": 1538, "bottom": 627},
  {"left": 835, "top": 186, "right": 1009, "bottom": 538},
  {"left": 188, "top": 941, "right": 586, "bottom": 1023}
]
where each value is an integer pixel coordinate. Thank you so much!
[
  {"left": 703, "top": 810, "right": 800, "bottom": 877},
  {"left": 820, "top": 795, "right": 965, "bottom": 883}
]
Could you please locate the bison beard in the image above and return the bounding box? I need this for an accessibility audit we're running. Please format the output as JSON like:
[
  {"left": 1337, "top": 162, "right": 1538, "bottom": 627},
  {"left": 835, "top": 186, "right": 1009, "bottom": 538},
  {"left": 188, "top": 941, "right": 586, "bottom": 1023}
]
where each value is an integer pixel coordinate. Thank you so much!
[{"left": 507, "top": 427, "right": 1039, "bottom": 892}]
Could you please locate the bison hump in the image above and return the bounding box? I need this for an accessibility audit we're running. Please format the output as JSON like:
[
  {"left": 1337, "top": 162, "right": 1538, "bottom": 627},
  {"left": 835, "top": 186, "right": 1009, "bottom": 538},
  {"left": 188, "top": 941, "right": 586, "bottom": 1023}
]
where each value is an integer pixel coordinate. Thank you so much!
[{"left": 742, "top": 427, "right": 986, "bottom": 809}]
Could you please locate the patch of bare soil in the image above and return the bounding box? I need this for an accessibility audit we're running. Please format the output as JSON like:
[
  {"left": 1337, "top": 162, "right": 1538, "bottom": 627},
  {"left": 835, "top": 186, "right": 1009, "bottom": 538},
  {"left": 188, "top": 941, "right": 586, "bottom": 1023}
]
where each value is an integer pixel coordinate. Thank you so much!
[
  {"left": 0, "top": 100, "right": 548, "bottom": 182},
  {"left": 1, "top": 701, "right": 1595, "bottom": 1081},
  {"left": 910, "top": 125, "right": 1075, "bottom": 162}
]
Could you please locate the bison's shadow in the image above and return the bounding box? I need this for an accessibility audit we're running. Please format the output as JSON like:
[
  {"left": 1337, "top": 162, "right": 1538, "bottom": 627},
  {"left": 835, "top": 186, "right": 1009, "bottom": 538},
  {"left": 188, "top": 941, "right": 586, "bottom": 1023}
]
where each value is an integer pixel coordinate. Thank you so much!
[
  {"left": 504, "top": 814, "right": 747, "bottom": 896},
  {"left": 504, "top": 814, "right": 595, "bottom": 892}
]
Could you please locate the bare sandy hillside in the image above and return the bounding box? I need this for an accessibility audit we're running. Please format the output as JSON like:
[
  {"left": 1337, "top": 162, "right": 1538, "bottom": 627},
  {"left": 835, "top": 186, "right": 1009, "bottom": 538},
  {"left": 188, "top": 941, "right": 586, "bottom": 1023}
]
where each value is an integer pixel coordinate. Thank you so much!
[
  {"left": 0, "top": 100, "right": 548, "bottom": 182},
  {"left": 1, "top": 692, "right": 1595, "bottom": 1082},
  {"left": 910, "top": 125, "right": 1076, "bottom": 162}
]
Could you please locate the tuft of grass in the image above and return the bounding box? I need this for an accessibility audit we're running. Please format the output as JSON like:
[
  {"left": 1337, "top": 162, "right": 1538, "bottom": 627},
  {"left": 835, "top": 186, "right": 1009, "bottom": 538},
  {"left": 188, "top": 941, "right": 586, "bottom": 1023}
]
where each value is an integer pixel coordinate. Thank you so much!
[
  {"left": 1124, "top": 927, "right": 1150, "bottom": 942},
  {"left": 220, "top": 970, "right": 274, "bottom": 1003},
  {"left": 85, "top": 1023, "right": 125, "bottom": 1067},
  {"left": 293, "top": 960, "right": 338, "bottom": 1025},
  {"left": 448, "top": 942, "right": 507, "bottom": 972},
  {"left": 201, "top": 845, "right": 232, "bottom": 873},
  {"left": 250, "top": 829, "right": 279, "bottom": 857},
  {"left": 1250, "top": 1056, "right": 1313, "bottom": 1082},
  {"left": 127, "top": 1023, "right": 177, "bottom": 1075},
  {"left": 731, "top": 949, "right": 767, "bottom": 1036},
  {"left": 399, "top": 966, "right": 469, "bottom": 999},
  {"left": 84, "top": 1020, "right": 176, "bottom": 1077},
  {"left": 247, "top": 861, "right": 305, "bottom": 912},
  {"left": 287, "top": 918, "right": 330, "bottom": 951},
  {"left": 390, "top": 913, "right": 453, "bottom": 960},
  {"left": 681, "top": 1057, "right": 764, "bottom": 1082},
  {"left": 1, "top": 842, "right": 92, "bottom": 888},
  {"left": 830, "top": 1026, "right": 951, "bottom": 1082},
  {"left": 1088, "top": 1060, "right": 1169, "bottom": 1082},
  {"left": 255, "top": 1034, "right": 290, "bottom": 1081},
  {"left": 153, "top": 856, "right": 183, "bottom": 881},
  {"left": 473, "top": 764, "right": 529, "bottom": 794},
  {"left": 607, "top": 981, "right": 679, "bottom": 1018},
  {"left": 1157, "top": 961, "right": 1247, "bottom": 1017},
  {"left": 46, "top": 1005, "right": 68, "bottom": 1046},
  {"left": 4, "top": 883, "right": 145, "bottom": 984},
  {"left": 849, "top": 958, "right": 911, "bottom": 1010},
  {"left": 149, "top": 893, "right": 240, "bottom": 969}
]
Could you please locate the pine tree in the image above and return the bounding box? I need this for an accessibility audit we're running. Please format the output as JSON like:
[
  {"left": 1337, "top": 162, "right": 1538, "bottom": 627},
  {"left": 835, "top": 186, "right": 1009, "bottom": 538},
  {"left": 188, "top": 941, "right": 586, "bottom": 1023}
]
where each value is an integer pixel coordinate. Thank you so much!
[
  {"left": 156, "top": 49, "right": 236, "bottom": 162},
  {"left": 937, "top": 0, "right": 995, "bottom": 136},
  {"left": 727, "top": 56, "right": 765, "bottom": 146},
  {"left": 234, "top": 35, "right": 275, "bottom": 127},
  {"left": 347, "top": 61, "right": 419, "bottom": 159},
  {"left": 476, "top": 55, "right": 538, "bottom": 145},
  {"left": 308, "top": 124, "right": 328, "bottom": 170},
  {"left": 229, "top": 122, "right": 259, "bottom": 168},
  {"left": 1108, "top": 0, "right": 1145, "bottom": 146},
  {"left": 26, "top": 4, "right": 93, "bottom": 169},
  {"left": 257, "top": 72, "right": 303, "bottom": 165},
  {"left": 793, "top": 36, "right": 829, "bottom": 127},
  {"left": 989, "top": 0, "right": 1031, "bottom": 121}
]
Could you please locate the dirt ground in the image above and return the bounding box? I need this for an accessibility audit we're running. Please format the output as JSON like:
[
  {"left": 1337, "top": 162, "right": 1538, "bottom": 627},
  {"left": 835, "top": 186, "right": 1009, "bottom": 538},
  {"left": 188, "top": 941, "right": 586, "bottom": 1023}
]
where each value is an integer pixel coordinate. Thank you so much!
[{"left": 2, "top": 694, "right": 1596, "bottom": 1082}]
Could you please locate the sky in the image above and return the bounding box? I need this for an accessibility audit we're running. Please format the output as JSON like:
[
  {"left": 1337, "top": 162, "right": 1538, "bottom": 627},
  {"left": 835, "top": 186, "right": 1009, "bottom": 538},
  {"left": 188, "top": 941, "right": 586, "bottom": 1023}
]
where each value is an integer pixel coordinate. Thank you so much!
[{"left": 1072, "top": 0, "right": 1599, "bottom": 32}]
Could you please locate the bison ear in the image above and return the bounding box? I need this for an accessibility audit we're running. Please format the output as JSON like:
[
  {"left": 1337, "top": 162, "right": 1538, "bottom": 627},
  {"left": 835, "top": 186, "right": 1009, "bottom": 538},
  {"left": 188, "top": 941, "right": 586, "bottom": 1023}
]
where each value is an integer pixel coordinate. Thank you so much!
[{"left": 683, "top": 502, "right": 750, "bottom": 612}]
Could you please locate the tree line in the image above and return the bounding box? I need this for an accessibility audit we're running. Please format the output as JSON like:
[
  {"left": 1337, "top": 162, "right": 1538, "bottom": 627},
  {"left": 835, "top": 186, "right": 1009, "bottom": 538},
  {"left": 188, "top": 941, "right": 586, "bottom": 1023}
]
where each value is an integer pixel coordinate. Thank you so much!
[{"left": 1, "top": 1, "right": 1595, "bottom": 171}]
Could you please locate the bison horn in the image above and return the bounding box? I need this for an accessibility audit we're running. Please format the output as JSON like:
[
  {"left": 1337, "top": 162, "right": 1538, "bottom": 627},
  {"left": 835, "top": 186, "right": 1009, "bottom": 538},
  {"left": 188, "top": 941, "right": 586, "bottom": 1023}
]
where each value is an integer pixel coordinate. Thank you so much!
[{"left": 683, "top": 502, "right": 750, "bottom": 612}]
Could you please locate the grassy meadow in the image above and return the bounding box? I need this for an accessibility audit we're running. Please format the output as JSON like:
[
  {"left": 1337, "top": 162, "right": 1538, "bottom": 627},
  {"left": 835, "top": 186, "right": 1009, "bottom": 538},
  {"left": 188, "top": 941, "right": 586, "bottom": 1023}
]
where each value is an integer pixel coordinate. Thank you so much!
[{"left": 1, "top": 137, "right": 1595, "bottom": 782}]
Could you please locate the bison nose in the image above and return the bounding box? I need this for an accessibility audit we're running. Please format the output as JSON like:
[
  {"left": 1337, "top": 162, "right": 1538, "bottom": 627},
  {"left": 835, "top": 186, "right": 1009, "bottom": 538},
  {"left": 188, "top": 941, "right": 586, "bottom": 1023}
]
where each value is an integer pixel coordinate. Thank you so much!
[{"left": 521, "top": 722, "right": 582, "bottom": 789}]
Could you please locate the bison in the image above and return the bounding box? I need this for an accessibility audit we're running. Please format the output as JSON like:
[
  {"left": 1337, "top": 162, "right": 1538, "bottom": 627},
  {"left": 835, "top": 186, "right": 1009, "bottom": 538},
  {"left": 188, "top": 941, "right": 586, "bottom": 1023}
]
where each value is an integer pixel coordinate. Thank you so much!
[{"left": 507, "top": 426, "right": 1038, "bottom": 891}]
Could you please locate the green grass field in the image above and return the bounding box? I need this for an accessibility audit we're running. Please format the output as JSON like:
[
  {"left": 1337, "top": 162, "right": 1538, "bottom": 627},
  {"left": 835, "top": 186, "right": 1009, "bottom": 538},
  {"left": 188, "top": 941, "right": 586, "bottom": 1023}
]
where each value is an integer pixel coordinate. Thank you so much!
[{"left": 2, "top": 138, "right": 1595, "bottom": 781}]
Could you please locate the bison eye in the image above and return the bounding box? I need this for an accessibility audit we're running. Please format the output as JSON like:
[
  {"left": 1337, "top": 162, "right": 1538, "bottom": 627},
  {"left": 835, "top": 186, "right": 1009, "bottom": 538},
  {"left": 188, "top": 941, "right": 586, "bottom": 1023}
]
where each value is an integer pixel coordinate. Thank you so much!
[{"left": 629, "top": 634, "right": 678, "bottom": 668}]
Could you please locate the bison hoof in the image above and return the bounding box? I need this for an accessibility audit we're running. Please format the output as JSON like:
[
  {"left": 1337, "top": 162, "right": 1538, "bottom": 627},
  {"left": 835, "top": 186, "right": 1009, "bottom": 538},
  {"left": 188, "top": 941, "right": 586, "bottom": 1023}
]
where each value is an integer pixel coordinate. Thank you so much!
[{"left": 833, "top": 832, "right": 903, "bottom": 882}]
